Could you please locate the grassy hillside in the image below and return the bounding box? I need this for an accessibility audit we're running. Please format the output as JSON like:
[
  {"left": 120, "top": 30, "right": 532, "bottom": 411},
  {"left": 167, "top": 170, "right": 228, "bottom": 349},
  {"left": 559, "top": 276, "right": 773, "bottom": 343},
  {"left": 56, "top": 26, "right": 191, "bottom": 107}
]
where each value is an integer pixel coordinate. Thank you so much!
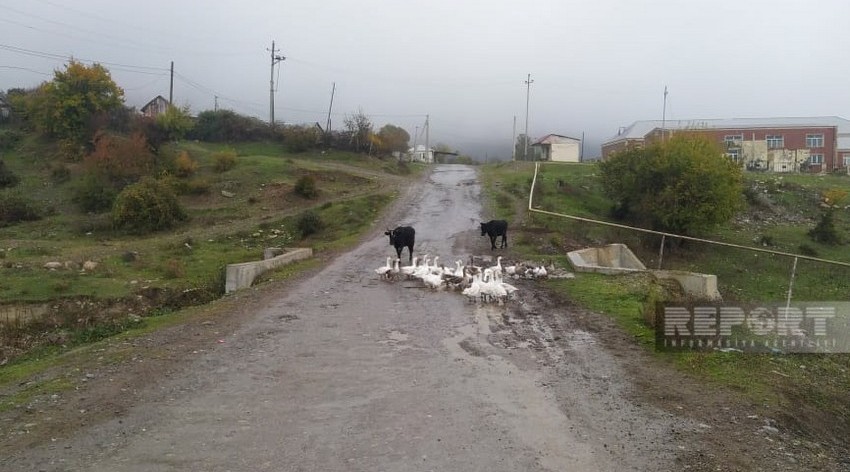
[{"left": 0, "top": 134, "right": 422, "bottom": 360}]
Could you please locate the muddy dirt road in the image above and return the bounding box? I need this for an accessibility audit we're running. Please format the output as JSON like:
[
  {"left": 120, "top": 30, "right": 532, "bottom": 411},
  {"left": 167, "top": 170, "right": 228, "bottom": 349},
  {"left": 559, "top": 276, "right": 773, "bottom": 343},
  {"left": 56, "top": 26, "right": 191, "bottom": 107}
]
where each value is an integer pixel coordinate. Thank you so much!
[{"left": 6, "top": 165, "right": 705, "bottom": 470}]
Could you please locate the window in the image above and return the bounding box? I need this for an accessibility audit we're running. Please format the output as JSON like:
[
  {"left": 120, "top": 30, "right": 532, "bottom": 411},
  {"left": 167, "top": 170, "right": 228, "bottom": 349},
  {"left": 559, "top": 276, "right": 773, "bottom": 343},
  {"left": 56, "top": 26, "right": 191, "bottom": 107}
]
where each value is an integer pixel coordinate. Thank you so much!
[
  {"left": 810, "top": 154, "right": 824, "bottom": 165},
  {"left": 724, "top": 134, "right": 743, "bottom": 147},
  {"left": 725, "top": 149, "right": 740, "bottom": 162},
  {"left": 766, "top": 135, "right": 784, "bottom": 149},
  {"left": 806, "top": 134, "right": 824, "bottom": 148},
  {"left": 843, "top": 154, "right": 850, "bottom": 166}
]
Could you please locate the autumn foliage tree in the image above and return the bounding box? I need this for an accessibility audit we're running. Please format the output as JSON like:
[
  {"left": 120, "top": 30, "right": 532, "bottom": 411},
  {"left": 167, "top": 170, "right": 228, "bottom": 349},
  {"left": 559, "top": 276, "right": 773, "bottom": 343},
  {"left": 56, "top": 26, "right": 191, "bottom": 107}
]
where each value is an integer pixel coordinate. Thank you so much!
[
  {"left": 599, "top": 134, "right": 743, "bottom": 235},
  {"left": 376, "top": 124, "right": 410, "bottom": 155},
  {"left": 27, "top": 60, "right": 124, "bottom": 145}
]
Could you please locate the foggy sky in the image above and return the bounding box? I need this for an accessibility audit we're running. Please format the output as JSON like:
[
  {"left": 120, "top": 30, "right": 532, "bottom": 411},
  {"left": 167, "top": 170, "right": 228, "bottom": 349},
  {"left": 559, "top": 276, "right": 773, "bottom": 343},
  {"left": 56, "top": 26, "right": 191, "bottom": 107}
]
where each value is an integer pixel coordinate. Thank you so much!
[{"left": 3, "top": 0, "right": 850, "bottom": 159}]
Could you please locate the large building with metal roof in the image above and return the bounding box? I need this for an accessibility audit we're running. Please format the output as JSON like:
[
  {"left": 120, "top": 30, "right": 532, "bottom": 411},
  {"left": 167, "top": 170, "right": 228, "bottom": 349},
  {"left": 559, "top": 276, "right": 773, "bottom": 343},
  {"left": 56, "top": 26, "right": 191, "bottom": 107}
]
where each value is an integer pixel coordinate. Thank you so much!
[{"left": 601, "top": 116, "right": 850, "bottom": 173}]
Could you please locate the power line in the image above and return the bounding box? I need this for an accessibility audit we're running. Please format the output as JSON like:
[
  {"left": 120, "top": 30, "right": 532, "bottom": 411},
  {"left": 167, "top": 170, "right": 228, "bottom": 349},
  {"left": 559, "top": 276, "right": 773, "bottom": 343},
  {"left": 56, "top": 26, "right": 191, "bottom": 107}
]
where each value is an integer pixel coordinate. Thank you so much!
[
  {"left": 0, "top": 43, "right": 168, "bottom": 73},
  {"left": 0, "top": 4, "right": 172, "bottom": 53},
  {"left": 0, "top": 65, "right": 51, "bottom": 76}
]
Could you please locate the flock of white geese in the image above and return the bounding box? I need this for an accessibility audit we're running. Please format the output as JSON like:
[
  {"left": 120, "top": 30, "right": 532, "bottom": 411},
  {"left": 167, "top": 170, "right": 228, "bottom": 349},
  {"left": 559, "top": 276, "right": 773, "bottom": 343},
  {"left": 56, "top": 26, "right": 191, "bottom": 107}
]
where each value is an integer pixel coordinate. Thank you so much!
[{"left": 375, "top": 254, "right": 548, "bottom": 303}]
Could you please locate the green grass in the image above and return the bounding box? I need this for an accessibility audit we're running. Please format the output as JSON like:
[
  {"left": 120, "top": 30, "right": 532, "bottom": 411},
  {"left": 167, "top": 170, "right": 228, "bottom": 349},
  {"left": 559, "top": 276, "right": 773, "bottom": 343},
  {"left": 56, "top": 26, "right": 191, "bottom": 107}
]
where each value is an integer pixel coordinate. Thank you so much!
[{"left": 480, "top": 160, "right": 850, "bottom": 438}]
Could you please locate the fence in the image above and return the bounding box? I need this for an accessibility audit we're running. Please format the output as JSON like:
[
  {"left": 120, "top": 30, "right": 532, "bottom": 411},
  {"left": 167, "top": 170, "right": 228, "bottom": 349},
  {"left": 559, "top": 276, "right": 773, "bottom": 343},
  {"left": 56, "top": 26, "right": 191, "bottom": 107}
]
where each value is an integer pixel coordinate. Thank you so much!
[{"left": 527, "top": 162, "right": 850, "bottom": 307}]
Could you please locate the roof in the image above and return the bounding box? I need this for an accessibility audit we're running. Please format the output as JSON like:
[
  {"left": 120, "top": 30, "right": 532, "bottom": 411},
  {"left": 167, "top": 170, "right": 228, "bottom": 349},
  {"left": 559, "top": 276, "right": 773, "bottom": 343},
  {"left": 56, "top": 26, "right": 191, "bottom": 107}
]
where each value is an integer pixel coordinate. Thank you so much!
[
  {"left": 604, "top": 116, "right": 850, "bottom": 145},
  {"left": 141, "top": 95, "right": 168, "bottom": 111},
  {"left": 532, "top": 134, "right": 581, "bottom": 145}
]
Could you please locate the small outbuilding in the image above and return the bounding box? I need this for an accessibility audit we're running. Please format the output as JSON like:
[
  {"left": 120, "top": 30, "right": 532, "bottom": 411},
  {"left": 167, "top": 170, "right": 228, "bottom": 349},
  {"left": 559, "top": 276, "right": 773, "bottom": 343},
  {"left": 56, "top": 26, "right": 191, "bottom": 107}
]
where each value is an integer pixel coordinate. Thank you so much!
[{"left": 532, "top": 134, "right": 582, "bottom": 162}]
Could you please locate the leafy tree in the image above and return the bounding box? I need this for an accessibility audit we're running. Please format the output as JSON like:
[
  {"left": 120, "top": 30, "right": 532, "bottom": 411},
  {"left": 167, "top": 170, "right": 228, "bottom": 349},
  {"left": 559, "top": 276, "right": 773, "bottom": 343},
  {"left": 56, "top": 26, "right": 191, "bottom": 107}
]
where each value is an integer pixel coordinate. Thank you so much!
[
  {"left": 343, "top": 109, "right": 372, "bottom": 152},
  {"left": 112, "top": 177, "right": 186, "bottom": 233},
  {"left": 599, "top": 134, "right": 743, "bottom": 235},
  {"left": 514, "top": 134, "right": 535, "bottom": 161},
  {"left": 156, "top": 104, "right": 194, "bottom": 140},
  {"left": 376, "top": 124, "right": 410, "bottom": 154},
  {"left": 27, "top": 60, "right": 124, "bottom": 143}
]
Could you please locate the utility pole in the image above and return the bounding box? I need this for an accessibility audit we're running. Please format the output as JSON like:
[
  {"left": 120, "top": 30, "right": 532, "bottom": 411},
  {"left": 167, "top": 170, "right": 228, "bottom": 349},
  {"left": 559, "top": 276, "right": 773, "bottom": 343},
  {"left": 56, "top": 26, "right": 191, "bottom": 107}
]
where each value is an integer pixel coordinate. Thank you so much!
[
  {"left": 169, "top": 61, "right": 174, "bottom": 104},
  {"left": 425, "top": 114, "right": 430, "bottom": 162},
  {"left": 524, "top": 73, "right": 534, "bottom": 160},
  {"left": 268, "top": 41, "right": 286, "bottom": 128},
  {"left": 662, "top": 85, "right": 668, "bottom": 142},
  {"left": 511, "top": 115, "right": 517, "bottom": 162},
  {"left": 325, "top": 82, "right": 336, "bottom": 135},
  {"left": 214, "top": 95, "right": 218, "bottom": 112},
  {"left": 413, "top": 125, "right": 419, "bottom": 161}
]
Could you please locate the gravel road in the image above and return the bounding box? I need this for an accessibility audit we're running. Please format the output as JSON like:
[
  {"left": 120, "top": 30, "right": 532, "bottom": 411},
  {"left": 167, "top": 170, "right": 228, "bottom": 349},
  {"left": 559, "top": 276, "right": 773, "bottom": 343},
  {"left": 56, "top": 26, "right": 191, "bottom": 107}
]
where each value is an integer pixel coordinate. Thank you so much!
[{"left": 6, "top": 164, "right": 698, "bottom": 471}]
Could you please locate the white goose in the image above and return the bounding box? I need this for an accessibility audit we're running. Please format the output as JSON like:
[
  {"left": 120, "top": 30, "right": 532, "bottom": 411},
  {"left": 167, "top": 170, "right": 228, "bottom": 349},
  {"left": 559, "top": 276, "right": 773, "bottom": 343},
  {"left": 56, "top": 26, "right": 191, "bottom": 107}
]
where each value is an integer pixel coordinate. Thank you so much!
[
  {"left": 401, "top": 256, "right": 419, "bottom": 278},
  {"left": 375, "top": 256, "right": 393, "bottom": 278},
  {"left": 462, "top": 270, "right": 483, "bottom": 302},
  {"left": 496, "top": 270, "right": 518, "bottom": 298}
]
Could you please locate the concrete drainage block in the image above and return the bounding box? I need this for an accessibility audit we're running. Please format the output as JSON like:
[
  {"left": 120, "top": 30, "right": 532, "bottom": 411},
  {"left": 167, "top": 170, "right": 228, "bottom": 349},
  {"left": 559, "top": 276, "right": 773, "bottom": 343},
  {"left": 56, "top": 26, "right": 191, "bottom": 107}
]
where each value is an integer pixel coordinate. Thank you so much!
[
  {"left": 567, "top": 243, "right": 721, "bottom": 301},
  {"left": 225, "top": 247, "right": 313, "bottom": 293}
]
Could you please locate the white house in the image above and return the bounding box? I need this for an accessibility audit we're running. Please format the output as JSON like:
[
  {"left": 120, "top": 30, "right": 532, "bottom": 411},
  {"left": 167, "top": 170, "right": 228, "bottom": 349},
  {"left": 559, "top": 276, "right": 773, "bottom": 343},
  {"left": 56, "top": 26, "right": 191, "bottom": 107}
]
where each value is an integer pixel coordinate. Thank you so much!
[
  {"left": 531, "top": 134, "right": 582, "bottom": 162},
  {"left": 408, "top": 145, "right": 434, "bottom": 163}
]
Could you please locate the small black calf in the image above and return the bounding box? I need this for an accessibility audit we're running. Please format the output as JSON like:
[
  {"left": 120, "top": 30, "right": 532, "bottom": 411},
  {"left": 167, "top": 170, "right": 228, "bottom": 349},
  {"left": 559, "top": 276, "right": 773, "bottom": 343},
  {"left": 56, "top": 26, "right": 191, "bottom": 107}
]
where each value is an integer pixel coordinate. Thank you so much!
[
  {"left": 480, "top": 220, "right": 508, "bottom": 250},
  {"left": 385, "top": 226, "right": 415, "bottom": 263}
]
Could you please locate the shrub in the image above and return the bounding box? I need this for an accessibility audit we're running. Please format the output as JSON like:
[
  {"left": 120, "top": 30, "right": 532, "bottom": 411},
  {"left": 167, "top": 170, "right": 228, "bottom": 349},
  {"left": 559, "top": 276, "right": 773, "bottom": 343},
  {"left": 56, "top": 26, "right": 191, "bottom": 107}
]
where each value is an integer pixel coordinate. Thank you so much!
[
  {"left": 213, "top": 149, "right": 237, "bottom": 173},
  {"left": 84, "top": 132, "right": 157, "bottom": 187},
  {"left": 283, "top": 125, "right": 320, "bottom": 153},
  {"left": 73, "top": 173, "right": 117, "bottom": 213},
  {"left": 0, "top": 191, "right": 41, "bottom": 225},
  {"left": 162, "top": 258, "right": 186, "bottom": 279},
  {"left": 0, "top": 159, "right": 20, "bottom": 189},
  {"left": 296, "top": 210, "right": 324, "bottom": 237},
  {"left": 808, "top": 210, "right": 842, "bottom": 245},
  {"left": 294, "top": 175, "right": 318, "bottom": 199},
  {"left": 112, "top": 177, "right": 186, "bottom": 233},
  {"left": 174, "top": 150, "right": 198, "bottom": 178}
]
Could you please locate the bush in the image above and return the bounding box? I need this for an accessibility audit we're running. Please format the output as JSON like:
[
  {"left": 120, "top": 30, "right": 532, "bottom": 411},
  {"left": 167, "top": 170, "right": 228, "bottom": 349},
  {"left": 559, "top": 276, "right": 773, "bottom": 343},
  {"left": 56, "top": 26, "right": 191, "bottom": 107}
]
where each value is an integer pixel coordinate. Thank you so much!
[
  {"left": 84, "top": 132, "right": 157, "bottom": 187},
  {"left": 112, "top": 177, "right": 186, "bottom": 233},
  {"left": 162, "top": 258, "right": 186, "bottom": 279},
  {"left": 213, "top": 149, "right": 237, "bottom": 173},
  {"left": 73, "top": 173, "right": 117, "bottom": 213},
  {"left": 0, "top": 159, "right": 20, "bottom": 189},
  {"left": 0, "top": 191, "right": 41, "bottom": 225},
  {"left": 294, "top": 175, "right": 318, "bottom": 199},
  {"left": 808, "top": 210, "right": 842, "bottom": 245},
  {"left": 174, "top": 150, "right": 198, "bottom": 177},
  {"left": 599, "top": 134, "right": 743, "bottom": 235},
  {"left": 185, "top": 178, "right": 211, "bottom": 195},
  {"left": 283, "top": 125, "right": 320, "bottom": 153},
  {"left": 296, "top": 210, "right": 324, "bottom": 237}
]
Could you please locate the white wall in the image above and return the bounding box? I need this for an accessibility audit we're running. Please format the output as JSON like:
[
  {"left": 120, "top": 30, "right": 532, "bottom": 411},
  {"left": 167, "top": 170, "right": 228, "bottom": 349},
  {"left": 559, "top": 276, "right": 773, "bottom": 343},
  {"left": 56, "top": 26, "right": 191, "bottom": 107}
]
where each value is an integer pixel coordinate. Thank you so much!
[{"left": 550, "top": 141, "right": 581, "bottom": 162}]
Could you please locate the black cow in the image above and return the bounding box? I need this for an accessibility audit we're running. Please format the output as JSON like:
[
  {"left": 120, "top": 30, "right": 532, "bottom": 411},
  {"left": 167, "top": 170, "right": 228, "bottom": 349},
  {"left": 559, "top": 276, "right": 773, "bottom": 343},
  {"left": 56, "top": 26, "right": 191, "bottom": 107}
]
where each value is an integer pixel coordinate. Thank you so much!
[
  {"left": 480, "top": 220, "right": 508, "bottom": 250},
  {"left": 385, "top": 226, "right": 415, "bottom": 263}
]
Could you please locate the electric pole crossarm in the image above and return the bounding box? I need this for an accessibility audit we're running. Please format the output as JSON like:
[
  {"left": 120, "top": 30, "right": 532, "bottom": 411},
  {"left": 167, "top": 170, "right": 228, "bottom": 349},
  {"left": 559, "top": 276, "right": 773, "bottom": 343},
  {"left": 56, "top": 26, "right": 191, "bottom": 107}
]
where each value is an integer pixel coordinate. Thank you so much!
[{"left": 268, "top": 41, "right": 286, "bottom": 128}]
